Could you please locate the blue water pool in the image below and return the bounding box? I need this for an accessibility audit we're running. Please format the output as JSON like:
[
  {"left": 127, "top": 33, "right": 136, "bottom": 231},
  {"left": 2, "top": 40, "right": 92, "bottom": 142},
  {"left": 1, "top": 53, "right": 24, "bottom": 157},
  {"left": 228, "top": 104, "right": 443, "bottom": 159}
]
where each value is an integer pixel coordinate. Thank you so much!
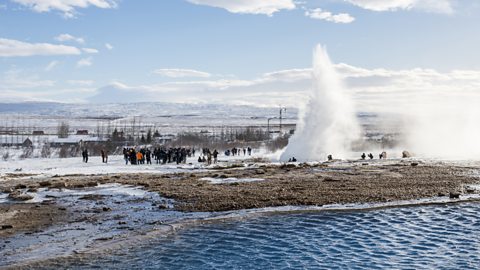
[{"left": 41, "top": 202, "right": 480, "bottom": 269}]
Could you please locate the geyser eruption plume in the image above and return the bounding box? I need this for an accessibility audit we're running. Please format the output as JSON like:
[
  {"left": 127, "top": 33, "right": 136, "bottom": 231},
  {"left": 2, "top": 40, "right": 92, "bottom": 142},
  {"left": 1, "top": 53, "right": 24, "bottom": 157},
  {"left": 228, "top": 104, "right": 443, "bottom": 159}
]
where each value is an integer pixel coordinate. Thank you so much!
[{"left": 281, "top": 45, "right": 361, "bottom": 161}]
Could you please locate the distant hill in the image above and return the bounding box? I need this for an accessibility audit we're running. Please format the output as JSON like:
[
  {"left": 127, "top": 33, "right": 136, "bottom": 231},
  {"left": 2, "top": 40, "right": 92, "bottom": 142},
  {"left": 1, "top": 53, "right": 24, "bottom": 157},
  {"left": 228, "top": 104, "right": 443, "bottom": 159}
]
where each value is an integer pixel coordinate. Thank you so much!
[{"left": 86, "top": 83, "right": 151, "bottom": 104}]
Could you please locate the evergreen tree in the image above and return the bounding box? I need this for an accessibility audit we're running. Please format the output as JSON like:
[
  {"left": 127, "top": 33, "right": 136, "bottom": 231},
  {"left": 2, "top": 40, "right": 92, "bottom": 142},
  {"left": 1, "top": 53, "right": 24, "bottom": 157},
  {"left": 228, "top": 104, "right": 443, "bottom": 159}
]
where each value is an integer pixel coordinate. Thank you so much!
[{"left": 146, "top": 129, "right": 152, "bottom": 143}]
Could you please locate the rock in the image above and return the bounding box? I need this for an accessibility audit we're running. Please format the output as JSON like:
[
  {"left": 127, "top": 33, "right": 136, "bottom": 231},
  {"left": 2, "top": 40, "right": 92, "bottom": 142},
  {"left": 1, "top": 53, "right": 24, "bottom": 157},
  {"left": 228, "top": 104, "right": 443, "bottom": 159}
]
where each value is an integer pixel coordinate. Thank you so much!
[
  {"left": 255, "top": 169, "right": 266, "bottom": 175},
  {"left": 41, "top": 200, "right": 55, "bottom": 205},
  {"left": 102, "top": 207, "right": 111, "bottom": 212},
  {"left": 1, "top": 187, "right": 13, "bottom": 193},
  {"left": 438, "top": 192, "right": 447, "bottom": 197},
  {"left": 1, "top": 225, "right": 13, "bottom": 230},
  {"left": 411, "top": 162, "right": 419, "bottom": 167},
  {"left": 79, "top": 194, "right": 105, "bottom": 201},
  {"left": 449, "top": 192, "right": 461, "bottom": 199},
  {"left": 94, "top": 236, "right": 114, "bottom": 241},
  {"left": 465, "top": 187, "right": 476, "bottom": 194},
  {"left": 8, "top": 192, "right": 34, "bottom": 201},
  {"left": 51, "top": 182, "right": 67, "bottom": 189},
  {"left": 402, "top": 151, "right": 412, "bottom": 158},
  {"left": 14, "top": 168, "right": 22, "bottom": 172},
  {"left": 86, "top": 182, "right": 98, "bottom": 187},
  {"left": 118, "top": 221, "right": 127, "bottom": 225},
  {"left": 15, "top": 184, "right": 27, "bottom": 189},
  {"left": 280, "top": 163, "right": 296, "bottom": 169},
  {"left": 39, "top": 181, "right": 52, "bottom": 187},
  {"left": 158, "top": 204, "right": 169, "bottom": 209}
]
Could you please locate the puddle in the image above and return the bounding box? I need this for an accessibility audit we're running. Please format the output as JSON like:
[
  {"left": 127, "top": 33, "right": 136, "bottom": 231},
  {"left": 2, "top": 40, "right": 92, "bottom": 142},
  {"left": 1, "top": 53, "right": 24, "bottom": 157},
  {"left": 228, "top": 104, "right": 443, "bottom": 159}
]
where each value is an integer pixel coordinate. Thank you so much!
[{"left": 0, "top": 192, "right": 8, "bottom": 203}]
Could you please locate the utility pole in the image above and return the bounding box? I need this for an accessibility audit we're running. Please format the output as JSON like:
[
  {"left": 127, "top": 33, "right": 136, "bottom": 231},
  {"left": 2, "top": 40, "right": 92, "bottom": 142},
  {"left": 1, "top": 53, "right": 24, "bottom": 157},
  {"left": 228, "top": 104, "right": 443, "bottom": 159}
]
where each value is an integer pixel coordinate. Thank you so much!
[
  {"left": 267, "top": 117, "right": 275, "bottom": 136},
  {"left": 279, "top": 106, "right": 287, "bottom": 133}
]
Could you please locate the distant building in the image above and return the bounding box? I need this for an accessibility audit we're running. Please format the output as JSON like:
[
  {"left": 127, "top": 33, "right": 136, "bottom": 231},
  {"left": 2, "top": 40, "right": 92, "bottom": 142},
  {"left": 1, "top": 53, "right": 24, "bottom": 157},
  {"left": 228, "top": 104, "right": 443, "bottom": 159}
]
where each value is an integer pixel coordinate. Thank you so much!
[
  {"left": 0, "top": 136, "right": 33, "bottom": 147},
  {"left": 32, "top": 130, "right": 45, "bottom": 135},
  {"left": 50, "top": 136, "right": 109, "bottom": 148},
  {"left": 154, "top": 134, "right": 175, "bottom": 144},
  {"left": 76, "top": 130, "right": 89, "bottom": 135}
]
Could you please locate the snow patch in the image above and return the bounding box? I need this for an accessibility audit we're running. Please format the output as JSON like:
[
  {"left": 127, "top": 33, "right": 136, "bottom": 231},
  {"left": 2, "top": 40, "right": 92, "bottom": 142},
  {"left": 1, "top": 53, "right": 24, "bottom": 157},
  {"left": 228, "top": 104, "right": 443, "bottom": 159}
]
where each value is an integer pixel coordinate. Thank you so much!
[{"left": 200, "top": 177, "right": 265, "bottom": 184}]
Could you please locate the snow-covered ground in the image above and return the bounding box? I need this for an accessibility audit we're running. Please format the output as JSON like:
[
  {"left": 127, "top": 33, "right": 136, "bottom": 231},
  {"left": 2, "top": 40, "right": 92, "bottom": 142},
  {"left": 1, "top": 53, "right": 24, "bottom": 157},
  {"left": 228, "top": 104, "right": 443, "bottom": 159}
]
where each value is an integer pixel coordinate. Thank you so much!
[
  {"left": 200, "top": 177, "right": 265, "bottom": 184},
  {"left": 0, "top": 149, "right": 271, "bottom": 181},
  {"left": 0, "top": 102, "right": 299, "bottom": 135}
]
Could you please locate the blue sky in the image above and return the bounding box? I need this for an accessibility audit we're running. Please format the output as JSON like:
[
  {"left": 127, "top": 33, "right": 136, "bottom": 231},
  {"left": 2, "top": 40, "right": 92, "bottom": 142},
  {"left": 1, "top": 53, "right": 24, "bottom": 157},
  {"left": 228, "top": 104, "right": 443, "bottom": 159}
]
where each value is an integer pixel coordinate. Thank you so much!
[{"left": 1, "top": 0, "right": 480, "bottom": 107}]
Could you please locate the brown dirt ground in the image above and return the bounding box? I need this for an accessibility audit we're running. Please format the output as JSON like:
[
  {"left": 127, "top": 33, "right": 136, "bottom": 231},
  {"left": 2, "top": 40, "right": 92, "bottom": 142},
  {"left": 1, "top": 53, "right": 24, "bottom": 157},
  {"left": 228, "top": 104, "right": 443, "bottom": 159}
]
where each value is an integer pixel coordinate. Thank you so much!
[
  {"left": 2, "top": 161, "right": 477, "bottom": 215},
  {"left": 0, "top": 203, "right": 67, "bottom": 238}
]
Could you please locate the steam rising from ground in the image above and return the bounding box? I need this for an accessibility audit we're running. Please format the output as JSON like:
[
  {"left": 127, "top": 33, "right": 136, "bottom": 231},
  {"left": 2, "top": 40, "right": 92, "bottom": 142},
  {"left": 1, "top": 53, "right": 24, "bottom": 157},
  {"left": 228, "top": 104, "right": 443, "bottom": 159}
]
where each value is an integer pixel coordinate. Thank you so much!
[
  {"left": 281, "top": 45, "right": 361, "bottom": 161},
  {"left": 404, "top": 97, "right": 480, "bottom": 160}
]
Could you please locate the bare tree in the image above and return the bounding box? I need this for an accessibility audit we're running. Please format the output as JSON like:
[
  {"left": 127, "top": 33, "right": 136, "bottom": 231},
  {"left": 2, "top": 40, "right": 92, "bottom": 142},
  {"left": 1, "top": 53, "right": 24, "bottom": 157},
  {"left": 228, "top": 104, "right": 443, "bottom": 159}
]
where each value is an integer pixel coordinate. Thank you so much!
[
  {"left": 20, "top": 147, "right": 33, "bottom": 159},
  {"left": 41, "top": 143, "right": 51, "bottom": 158},
  {"left": 57, "top": 121, "right": 70, "bottom": 138}
]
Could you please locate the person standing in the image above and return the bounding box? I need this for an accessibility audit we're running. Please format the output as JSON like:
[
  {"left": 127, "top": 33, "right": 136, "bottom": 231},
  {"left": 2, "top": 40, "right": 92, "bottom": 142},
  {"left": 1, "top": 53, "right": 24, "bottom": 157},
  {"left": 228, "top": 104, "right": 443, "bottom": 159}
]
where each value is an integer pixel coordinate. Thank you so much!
[
  {"left": 146, "top": 149, "right": 152, "bottom": 165},
  {"left": 83, "top": 149, "right": 89, "bottom": 163},
  {"left": 213, "top": 149, "right": 218, "bottom": 163},
  {"left": 123, "top": 148, "right": 129, "bottom": 165},
  {"left": 101, "top": 149, "right": 106, "bottom": 163}
]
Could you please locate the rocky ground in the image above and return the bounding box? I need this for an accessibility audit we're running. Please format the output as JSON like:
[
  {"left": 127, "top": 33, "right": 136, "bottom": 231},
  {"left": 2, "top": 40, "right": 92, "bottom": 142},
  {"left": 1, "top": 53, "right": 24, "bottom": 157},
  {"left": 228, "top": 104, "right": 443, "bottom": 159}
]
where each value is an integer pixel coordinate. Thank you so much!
[{"left": 1, "top": 160, "right": 479, "bottom": 235}]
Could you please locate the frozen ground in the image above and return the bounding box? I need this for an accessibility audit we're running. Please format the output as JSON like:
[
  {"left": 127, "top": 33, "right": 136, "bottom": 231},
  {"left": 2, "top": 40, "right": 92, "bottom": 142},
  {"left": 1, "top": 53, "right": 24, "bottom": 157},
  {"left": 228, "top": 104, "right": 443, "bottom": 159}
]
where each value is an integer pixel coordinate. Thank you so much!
[
  {"left": 0, "top": 102, "right": 299, "bottom": 135},
  {"left": 0, "top": 149, "right": 270, "bottom": 182}
]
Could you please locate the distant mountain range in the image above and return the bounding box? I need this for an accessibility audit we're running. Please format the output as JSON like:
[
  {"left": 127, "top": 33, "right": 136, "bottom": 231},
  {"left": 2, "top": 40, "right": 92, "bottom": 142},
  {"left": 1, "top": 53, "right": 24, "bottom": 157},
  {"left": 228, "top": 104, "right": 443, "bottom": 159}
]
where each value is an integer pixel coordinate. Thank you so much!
[{"left": 0, "top": 101, "right": 298, "bottom": 120}]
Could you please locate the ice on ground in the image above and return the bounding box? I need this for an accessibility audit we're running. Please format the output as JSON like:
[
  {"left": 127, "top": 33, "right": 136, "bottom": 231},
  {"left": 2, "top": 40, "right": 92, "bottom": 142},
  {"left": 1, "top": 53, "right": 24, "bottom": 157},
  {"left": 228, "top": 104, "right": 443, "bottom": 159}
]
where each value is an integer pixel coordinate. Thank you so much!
[
  {"left": 0, "top": 183, "right": 165, "bottom": 205},
  {"left": 0, "top": 192, "right": 8, "bottom": 204},
  {"left": 200, "top": 177, "right": 265, "bottom": 184}
]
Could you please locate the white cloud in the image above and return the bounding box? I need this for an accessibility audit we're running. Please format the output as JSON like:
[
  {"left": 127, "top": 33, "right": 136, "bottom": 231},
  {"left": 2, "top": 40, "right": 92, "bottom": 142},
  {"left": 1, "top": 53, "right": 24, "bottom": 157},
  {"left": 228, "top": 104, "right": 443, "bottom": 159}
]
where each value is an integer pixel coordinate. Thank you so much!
[
  {"left": 305, "top": 8, "right": 355, "bottom": 23},
  {"left": 154, "top": 68, "right": 212, "bottom": 78},
  {"left": 186, "top": 0, "right": 296, "bottom": 16},
  {"left": 1, "top": 68, "right": 56, "bottom": 89},
  {"left": 261, "top": 68, "right": 311, "bottom": 82},
  {"left": 82, "top": 47, "right": 99, "bottom": 54},
  {"left": 45, "top": 60, "right": 59, "bottom": 71},
  {"left": 54, "top": 33, "right": 84, "bottom": 44},
  {"left": 97, "top": 64, "right": 480, "bottom": 108},
  {"left": 105, "top": 43, "right": 113, "bottom": 50},
  {"left": 77, "top": 57, "right": 93, "bottom": 67},
  {"left": 11, "top": 0, "right": 118, "bottom": 18},
  {"left": 0, "top": 38, "right": 81, "bottom": 57},
  {"left": 345, "top": 0, "right": 454, "bottom": 14}
]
